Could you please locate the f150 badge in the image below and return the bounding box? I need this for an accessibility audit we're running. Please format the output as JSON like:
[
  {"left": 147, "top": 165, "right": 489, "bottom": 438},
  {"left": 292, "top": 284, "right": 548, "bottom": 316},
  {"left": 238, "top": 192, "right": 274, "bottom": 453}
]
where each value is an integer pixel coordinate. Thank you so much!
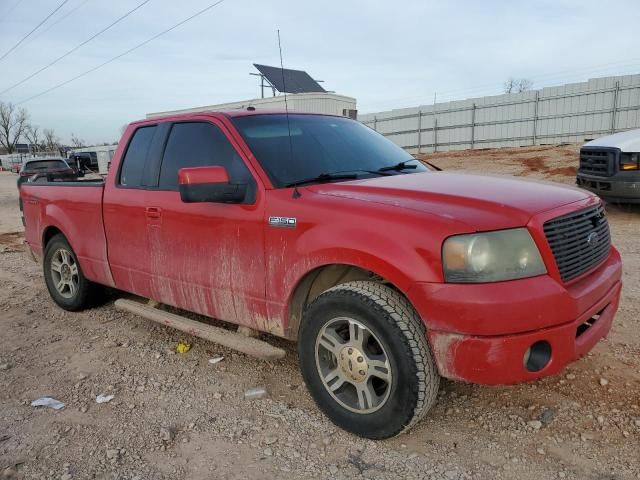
[{"left": 269, "top": 216, "right": 297, "bottom": 228}]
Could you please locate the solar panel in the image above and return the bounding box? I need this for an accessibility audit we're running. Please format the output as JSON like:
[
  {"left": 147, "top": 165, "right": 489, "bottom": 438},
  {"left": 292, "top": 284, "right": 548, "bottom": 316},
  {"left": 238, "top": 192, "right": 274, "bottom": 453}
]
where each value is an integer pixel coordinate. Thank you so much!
[{"left": 253, "top": 64, "right": 326, "bottom": 94}]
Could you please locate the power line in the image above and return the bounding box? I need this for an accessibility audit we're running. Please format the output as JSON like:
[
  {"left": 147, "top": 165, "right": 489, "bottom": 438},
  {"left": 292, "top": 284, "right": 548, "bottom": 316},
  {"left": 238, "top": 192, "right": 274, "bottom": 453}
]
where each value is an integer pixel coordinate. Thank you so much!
[
  {"left": 0, "top": 0, "right": 26, "bottom": 24},
  {"left": 16, "top": 0, "right": 229, "bottom": 105},
  {"left": 25, "top": 0, "right": 92, "bottom": 45},
  {"left": 0, "top": 0, "right": 71, "bottom": 63},
  {"left": 0, "top": 0, "right": 152, "bottom": 97}
]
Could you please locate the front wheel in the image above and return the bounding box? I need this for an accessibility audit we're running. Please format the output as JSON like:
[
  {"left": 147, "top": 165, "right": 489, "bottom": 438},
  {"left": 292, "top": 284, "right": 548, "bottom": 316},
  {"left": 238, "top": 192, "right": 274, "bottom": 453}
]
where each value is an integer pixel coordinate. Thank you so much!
[
  {"left": 43, "top": 234, "right": 95, "bottom": 311},
  {"left": 298, "top": 281, "right": 440, "bottom": 439}
]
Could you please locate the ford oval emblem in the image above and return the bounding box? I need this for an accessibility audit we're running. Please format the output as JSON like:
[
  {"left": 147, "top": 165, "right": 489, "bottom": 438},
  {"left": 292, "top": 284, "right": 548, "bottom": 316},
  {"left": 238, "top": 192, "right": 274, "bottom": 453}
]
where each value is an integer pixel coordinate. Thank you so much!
[{"left": 586, "top": 231, "right": 600, "bottom": 247}]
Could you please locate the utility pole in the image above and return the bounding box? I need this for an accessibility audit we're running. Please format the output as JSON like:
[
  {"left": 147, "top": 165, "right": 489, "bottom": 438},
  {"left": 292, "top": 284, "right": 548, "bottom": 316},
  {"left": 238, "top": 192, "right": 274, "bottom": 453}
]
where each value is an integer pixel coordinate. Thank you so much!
[
  {"left": 432, "top": 93, "right": 437, "bottom": 153},
  {"left": 470, "top": 103, "right": 476, "bottom": 149},
  {"left": 417, "top": 110, "right": 422, "bottom": 154}
]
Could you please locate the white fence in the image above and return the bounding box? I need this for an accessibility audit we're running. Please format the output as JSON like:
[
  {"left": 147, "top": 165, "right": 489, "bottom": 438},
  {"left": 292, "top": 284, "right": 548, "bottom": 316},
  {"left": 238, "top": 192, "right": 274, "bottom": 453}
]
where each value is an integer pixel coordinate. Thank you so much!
[{"left": 359, "top": 74, "right": 640, "bottom": 153}]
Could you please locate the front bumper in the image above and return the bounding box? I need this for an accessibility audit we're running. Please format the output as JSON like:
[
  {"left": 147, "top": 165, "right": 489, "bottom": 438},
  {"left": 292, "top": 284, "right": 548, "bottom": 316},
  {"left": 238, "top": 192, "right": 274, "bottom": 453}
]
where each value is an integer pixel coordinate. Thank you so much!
[
  {"left": 408, "top": 247, "right": 622, "bottom": 385},
  {"left": 577, "top": 172, "right": 640, "bottom": 203}
]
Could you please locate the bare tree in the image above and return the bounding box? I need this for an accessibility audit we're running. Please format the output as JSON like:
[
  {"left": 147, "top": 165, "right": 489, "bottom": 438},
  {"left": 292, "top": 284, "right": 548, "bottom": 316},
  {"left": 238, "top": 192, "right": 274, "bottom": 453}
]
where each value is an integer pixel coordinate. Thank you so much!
[
  {"left": 24, "top": 125, "right": 41, "bottom": 153},
  {"left": 70, "top": 133, "right": 85, "bottom": 148},
  {"left": 504, "top": 77, "right": 533, "bottom": 94},
  {"left": 517, "top": 78, "right": 533, "bottom": 93},
  {"left": 504, "top": 78, "right": 517, "bottom": 94},
  {"left": 0, "top": 101, "right": 29, "bottom": 153},
  {"left": 43, "top": 128, "right": 60, "bottom": 152}
]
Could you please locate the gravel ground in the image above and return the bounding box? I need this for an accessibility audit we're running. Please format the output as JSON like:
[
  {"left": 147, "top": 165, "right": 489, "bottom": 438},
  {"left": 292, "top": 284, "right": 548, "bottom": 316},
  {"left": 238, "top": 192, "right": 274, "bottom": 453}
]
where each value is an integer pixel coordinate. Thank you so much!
[{"left": 0, "top": 147, "right": 639, "bottom": 480}]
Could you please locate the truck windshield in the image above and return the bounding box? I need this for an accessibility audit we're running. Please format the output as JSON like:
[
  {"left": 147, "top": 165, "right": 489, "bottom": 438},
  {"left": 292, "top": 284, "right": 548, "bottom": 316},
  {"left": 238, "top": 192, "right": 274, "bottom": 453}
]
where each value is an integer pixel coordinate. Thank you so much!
[{"left": 232, "top": 114, "right": 427, "bottom": 188}]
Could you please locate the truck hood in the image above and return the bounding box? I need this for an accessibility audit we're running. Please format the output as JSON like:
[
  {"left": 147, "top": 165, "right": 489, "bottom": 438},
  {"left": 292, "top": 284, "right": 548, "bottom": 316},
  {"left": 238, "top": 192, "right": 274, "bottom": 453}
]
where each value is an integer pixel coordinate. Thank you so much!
[
  {"left": 307, "top": 172, "right": 592, "bottom": 231},
  {"left": 584, "top": 128, "right": 640, "bottom": 152}
]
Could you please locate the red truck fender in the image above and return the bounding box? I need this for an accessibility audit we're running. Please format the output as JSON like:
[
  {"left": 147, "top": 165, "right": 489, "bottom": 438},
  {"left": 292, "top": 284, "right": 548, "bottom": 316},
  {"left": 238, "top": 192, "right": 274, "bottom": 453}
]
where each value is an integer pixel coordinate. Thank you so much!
[
  {"left": 277, "top": 240, "right": 440, "bottom": 339},
  {"left": 37, "top": 201, "right": 115, "bottom": 288}
]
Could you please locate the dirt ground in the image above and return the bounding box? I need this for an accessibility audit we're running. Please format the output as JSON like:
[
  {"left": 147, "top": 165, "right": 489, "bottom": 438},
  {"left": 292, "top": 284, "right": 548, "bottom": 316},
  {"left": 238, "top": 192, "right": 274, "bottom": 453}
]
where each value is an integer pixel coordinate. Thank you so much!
[{"left": 0, "top": 145, "right": 639, "bottom": 480}]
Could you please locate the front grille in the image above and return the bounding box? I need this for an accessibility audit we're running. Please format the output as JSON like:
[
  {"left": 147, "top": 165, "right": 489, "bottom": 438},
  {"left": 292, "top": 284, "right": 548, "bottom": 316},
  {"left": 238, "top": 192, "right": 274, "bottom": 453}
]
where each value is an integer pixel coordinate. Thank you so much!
[
  {"left": 579, "top": 149, "right": 613, "bottom": 176},
  {"left": 543, "top": 204, "right": 611, "bottom": 283}
]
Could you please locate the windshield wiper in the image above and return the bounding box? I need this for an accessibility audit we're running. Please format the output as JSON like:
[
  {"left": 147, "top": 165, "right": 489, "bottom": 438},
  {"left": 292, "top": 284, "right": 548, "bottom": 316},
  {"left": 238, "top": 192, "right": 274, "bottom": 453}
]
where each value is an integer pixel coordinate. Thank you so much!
[
  {"left": 424, "top": 161, "right": 442, "bottom": 171},
  {"left": 378, "top": 159, "right": 419, "bottom": 172},
  {"left": 284, "top": 172, "right": 359, "bottom": 188},
  {"left": 284, "top": 169, "right": 393, "bottom": 188}
]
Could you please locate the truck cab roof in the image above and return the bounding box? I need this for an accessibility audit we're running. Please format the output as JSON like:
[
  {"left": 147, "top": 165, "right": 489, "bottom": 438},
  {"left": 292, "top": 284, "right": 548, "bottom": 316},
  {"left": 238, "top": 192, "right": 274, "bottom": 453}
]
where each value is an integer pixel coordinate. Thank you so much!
[{"left": 139, "top": 109, "right": 338, "bottom": 126}]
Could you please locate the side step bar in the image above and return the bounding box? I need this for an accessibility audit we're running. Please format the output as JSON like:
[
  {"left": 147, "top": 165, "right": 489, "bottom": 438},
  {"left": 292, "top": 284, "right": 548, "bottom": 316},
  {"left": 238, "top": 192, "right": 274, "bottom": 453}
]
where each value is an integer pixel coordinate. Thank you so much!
[{"left": 114, "top": 299, "right": 286, "bottom": 361}]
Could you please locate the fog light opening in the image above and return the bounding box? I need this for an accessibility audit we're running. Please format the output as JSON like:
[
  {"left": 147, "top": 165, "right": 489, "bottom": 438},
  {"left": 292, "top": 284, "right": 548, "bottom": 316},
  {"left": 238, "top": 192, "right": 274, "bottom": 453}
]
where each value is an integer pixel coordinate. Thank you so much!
[{"left": 524, "top": 341, "right": 552, "bottom": 372}]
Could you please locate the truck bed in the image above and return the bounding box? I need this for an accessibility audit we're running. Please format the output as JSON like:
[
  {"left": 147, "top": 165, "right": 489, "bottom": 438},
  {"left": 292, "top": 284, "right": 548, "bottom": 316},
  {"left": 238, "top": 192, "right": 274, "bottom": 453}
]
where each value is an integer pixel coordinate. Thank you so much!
[{"left": 20, "top": 180, "right": 114, "bottom": 287}]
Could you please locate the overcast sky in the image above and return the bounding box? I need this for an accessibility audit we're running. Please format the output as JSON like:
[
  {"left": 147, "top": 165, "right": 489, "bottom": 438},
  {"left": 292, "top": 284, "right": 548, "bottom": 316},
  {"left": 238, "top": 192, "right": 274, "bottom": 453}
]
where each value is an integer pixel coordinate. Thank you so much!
[{"left": 1, "top": 0, "right": 640, "bottom": 144}]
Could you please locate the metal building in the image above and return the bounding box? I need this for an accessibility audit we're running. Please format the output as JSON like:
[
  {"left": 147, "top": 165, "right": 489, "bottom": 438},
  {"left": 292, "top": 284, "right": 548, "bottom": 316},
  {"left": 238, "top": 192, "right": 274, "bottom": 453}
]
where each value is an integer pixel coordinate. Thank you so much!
[
  {"left": 359, "top": 74, "right": 640, "bottom": 153},
  {"left": 146, "top": 92, "right": 357, "bottom": 119}
]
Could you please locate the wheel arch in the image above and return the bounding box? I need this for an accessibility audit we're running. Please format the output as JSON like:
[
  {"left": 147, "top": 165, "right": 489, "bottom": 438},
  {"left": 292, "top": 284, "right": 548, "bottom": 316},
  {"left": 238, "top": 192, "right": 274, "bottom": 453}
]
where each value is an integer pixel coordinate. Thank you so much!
[
  {"left": 42, "top": 225, "right": 66, "bottom": 249},
  {"left": 286, "top": 263, "right": 416, "bottom": 340}
]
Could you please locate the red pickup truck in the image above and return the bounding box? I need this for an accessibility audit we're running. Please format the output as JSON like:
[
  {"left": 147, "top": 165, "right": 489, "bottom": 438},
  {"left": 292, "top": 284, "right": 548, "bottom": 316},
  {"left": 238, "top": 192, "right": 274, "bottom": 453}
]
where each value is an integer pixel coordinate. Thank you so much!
[{"left": 21, "top": 110, "right": 622, "bottom": 439}]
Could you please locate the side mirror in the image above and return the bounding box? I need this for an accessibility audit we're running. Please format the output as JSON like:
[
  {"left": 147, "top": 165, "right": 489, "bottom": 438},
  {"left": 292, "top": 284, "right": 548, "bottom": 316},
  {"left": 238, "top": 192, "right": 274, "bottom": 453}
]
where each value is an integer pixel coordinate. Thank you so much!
[{"left": 177, "top": 166, "right": 247, "bottom": 203}]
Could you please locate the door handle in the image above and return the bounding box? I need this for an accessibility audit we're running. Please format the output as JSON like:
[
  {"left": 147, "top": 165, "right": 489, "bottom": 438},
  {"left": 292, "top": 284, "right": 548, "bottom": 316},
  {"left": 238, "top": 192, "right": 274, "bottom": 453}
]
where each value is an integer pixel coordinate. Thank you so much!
[{"left": 145, "top": 207, "right": 162, "bottom": 219}]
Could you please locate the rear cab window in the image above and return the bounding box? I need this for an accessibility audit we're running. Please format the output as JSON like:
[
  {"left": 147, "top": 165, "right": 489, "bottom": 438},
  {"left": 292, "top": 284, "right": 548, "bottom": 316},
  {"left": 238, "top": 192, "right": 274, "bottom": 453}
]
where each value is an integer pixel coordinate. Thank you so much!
[{"left": 23, "top": 160, "right": 68, "bottom": 172}]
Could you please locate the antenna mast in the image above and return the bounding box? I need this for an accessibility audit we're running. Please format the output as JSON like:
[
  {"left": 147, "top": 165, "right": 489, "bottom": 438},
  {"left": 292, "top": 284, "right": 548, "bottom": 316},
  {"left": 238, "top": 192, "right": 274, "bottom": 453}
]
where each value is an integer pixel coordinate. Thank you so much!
[{"left": 277, "top": 29, "right": 300, "bottom": 198}]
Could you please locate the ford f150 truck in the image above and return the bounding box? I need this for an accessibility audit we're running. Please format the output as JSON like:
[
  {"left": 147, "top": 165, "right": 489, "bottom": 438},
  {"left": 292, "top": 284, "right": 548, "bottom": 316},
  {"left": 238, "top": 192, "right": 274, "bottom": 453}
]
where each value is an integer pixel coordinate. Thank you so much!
[
  {"left": 21, "top": 110, "right": 622, "bottom": 439},
  {"left": 577, "top": 128, "right": 640, "bottom": 203}
]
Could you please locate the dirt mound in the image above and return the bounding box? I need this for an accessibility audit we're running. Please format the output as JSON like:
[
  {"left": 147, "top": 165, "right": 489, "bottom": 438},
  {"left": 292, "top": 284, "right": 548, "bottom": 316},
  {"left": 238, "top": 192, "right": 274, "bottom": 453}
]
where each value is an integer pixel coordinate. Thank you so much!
[
  {"left": 420, "top": 144, "right": 580, "bottom": 183},
  {"left": 522, "top": 156, "right": 547, "bottom": 172}
]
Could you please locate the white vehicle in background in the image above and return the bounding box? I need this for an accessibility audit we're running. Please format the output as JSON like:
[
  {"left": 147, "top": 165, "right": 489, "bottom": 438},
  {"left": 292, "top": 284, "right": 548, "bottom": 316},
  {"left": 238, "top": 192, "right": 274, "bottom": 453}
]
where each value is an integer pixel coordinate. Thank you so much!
[{"left": 577, "top": 128, "right": 640, "bottom": 203}]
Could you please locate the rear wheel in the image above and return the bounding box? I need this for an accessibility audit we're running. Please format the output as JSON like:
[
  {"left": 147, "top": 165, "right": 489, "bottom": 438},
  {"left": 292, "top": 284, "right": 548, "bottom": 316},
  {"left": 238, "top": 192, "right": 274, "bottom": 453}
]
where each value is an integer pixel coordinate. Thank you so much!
[
  {"left": 43, "top": 234, "right": 95, "bottom": 311},
  {"left": 298, "top": 281, "right": 440, "bottom": 439}
]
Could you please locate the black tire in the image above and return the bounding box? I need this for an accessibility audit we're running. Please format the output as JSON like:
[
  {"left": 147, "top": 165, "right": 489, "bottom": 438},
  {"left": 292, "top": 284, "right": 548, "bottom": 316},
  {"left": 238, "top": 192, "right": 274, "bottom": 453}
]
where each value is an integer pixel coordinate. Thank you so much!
[
  {"left": 298, "top": 281, "right": 440, "bottom": 439},
  {"left": 43, "top": 233, "right": 95, "bottom": 311}
]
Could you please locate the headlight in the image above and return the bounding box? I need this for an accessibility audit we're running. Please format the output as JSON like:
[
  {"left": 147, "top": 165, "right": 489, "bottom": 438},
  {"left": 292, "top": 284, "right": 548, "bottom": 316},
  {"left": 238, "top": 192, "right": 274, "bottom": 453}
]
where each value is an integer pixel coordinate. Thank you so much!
[
  {"left": 620, "top": 153, "right": 640, "bottom": 171},
  {"left": 442, "top": 228, "right": 546, "bottom": 283}
]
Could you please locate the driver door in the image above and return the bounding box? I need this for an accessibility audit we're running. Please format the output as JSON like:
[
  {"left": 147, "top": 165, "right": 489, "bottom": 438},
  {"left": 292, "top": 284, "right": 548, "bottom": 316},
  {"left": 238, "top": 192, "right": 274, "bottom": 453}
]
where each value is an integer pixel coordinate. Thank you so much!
[{"left": 143, "top": 120, "right": 266, "bottom": 328}]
